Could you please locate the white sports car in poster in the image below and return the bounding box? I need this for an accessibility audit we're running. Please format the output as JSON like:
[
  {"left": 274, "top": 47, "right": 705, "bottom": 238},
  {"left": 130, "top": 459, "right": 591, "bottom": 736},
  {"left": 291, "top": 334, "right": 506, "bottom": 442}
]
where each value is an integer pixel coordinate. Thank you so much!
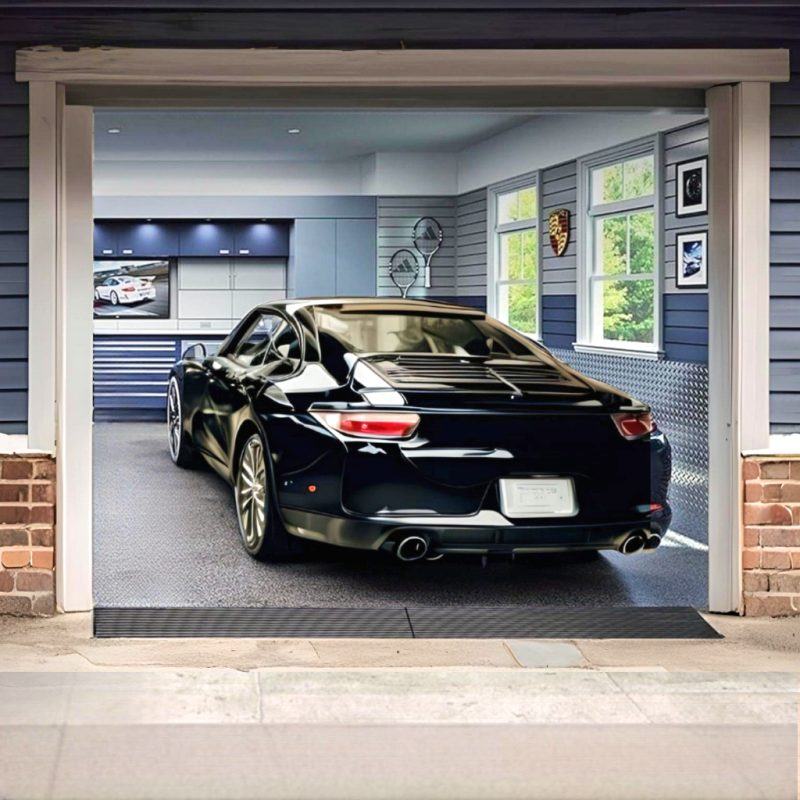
[
  {"left": 95, "top": 275, "right": 156, "bottom": 305},
  {"left": 93, "top": 259, "right": 171, "bottom": 318}
]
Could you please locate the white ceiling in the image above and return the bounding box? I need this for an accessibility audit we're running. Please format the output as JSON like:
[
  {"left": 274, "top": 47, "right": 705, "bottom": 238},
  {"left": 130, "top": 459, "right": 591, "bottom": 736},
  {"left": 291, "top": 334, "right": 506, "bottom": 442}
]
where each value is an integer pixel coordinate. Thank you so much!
[{"left": 93, "top": 109, "right": 536, "bottom": 162}]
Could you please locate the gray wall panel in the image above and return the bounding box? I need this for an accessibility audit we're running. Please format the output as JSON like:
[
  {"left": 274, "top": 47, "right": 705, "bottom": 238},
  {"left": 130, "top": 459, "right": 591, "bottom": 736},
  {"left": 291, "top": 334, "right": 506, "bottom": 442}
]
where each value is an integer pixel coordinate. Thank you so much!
[
  {"left": 663, "top": 121, "right": 709, "bottom": 299},
  {"left": 378, "top": 196, "right": 456, "bottom": 298},
  {"left": 96, "top": 194, "right": 376, "bottom": 220},
  {"left": 770, "top": 71, "right": 800, "bottom": 431},
  {"left": 455, "top": 188, "right": 487, "bottom": 297},
  {"left": 292, "top": 219, "right": 337, "bottom": 297},
  {"left": 335, "top": 218, "right": 377, "bottom": 296},
  {"left": 0, "top": 49, "right": 28, "bottom": 433},
  {"left": 541, "top": 160, "right": 578, "bottom": 295},
  {"left": 0, "top": 138, "right": 27, "bottom": 169}
]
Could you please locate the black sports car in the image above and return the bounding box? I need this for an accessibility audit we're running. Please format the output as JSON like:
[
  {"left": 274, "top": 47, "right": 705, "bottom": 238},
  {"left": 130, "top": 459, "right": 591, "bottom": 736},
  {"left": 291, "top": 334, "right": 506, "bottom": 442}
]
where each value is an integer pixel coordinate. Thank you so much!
[{"left": 168, "top": 298, "right": 671, "bottom": 562}]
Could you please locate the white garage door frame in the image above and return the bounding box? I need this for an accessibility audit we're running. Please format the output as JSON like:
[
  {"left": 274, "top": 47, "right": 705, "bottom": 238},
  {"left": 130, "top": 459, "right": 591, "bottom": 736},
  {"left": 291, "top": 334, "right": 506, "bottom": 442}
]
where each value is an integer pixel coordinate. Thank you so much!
[{"left": 16, "top": 47, "right": 788, "bottom": 615}]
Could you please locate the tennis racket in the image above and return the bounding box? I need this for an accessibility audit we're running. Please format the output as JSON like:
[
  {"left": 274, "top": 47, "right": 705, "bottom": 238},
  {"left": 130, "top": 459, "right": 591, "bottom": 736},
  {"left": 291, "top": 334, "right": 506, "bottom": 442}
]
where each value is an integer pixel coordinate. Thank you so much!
[
  {"left": 412, "top": 216, "right": 443, "bottom": 289},
  {"left": 388, "top": 248, "right": 420, "bottom": 298}
]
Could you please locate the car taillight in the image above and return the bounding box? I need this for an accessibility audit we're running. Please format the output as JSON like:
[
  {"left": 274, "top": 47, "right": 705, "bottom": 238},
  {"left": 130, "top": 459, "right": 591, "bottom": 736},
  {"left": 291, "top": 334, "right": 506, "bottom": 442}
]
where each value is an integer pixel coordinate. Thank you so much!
[
  {"left": 612, "top": 411, "right": 654, "bottom": 440},
  {"left": 312, "top": 411, "right": 420, "bottom": 439},
  {"left": 122, "top": 286, "right": 136, "bottom": 292}
]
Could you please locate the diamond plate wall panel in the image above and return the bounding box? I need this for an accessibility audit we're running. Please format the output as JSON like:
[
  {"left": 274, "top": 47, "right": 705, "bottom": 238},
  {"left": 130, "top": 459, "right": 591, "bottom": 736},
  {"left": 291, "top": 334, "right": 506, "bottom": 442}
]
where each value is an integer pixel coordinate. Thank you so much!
[{"left": 552, "top": 349, "right": 708, "bottom": 538}]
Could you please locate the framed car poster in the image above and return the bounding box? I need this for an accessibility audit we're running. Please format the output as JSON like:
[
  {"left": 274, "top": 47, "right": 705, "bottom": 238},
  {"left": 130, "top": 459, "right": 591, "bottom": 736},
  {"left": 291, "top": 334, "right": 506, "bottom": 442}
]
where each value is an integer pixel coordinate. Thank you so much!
[
  {"left": 675, "top": 230, "right": 708, "bottom": 289},
  {"left": 675, "top": 157, "right": 707, "bottom": 217}
]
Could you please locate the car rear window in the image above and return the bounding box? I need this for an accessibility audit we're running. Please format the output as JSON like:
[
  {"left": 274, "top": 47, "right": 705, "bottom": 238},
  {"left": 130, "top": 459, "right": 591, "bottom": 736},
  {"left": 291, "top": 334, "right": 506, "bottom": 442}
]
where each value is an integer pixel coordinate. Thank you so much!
[{"left": 314, "top": 308, "right": 538, "bottom": 358}]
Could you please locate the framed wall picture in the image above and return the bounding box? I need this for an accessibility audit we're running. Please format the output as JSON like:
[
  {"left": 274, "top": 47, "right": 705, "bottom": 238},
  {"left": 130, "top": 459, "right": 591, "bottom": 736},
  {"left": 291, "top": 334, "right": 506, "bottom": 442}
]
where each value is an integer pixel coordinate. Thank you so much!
[
  {"left": 675, "top": 157, "right": 707, "bottom": 217},
  {"left": 675, "top": 231, "right": 708, "bottom": 289}
]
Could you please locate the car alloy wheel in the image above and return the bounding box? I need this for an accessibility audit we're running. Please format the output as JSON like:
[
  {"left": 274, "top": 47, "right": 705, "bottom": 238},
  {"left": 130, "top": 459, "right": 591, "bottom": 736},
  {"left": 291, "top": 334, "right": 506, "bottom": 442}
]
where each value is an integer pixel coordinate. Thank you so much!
[
  {"left": 236, "top": 436, "right": 268, "bottom": 552},
  {"left": 167, "top": 378, "right": 182, "bottom": 462},
  {"left": 110, "top": 290, "right": 119, "bottom": 305}
]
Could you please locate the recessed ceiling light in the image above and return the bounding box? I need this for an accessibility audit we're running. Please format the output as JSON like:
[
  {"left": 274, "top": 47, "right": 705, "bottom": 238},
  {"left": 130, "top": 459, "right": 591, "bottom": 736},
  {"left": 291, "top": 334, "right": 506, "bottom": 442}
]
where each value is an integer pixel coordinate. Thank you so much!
[
  {"left": 287, "top": 128, "right": 301, "bottom": 135},
  {"left": 106, "top": 128, "right": 121, "bottom": 135}
]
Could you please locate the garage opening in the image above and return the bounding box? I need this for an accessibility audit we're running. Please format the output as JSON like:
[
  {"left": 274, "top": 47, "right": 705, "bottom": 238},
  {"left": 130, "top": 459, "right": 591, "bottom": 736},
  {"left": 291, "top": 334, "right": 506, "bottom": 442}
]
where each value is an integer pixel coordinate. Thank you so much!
[{"left": 88, "top": 103, "right": 715, "bottom": 631}]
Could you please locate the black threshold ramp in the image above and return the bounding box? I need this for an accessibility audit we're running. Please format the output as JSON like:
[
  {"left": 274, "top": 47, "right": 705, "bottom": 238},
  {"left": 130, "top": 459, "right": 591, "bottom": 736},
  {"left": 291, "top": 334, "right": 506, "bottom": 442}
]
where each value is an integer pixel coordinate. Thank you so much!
[{"left": 94, "top": 606, "right": 721, "bottom": 639}]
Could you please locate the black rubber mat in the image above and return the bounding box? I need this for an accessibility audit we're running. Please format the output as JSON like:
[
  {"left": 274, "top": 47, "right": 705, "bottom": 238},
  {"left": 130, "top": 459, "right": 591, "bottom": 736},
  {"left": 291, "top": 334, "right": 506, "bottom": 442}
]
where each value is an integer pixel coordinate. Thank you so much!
[
  {"left": 94, "top": 605, "right": 720, "bottom": 639},
  {"left": 93, "top": 607, "right": 413, "bottom": 638},
  {"left": 406, "top": 606, "right": 721, "bottom": 639}
]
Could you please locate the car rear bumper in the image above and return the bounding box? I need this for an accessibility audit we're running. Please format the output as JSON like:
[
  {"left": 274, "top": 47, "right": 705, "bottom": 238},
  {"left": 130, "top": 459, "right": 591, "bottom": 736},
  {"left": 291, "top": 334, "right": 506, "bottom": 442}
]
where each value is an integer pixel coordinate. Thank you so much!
[{"left": 281, "top": 505, "right": 672, "bottom": 555}]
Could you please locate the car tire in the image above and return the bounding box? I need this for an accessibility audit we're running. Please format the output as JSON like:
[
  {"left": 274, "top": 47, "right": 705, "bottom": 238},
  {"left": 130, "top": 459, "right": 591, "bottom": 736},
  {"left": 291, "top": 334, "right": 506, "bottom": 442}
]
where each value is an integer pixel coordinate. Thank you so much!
[
  {"left": 234, "top": 432, "right": 298, "bottom": 562},
  {"left": 94, "top": 289, "right": 100, "bottom": 301},
  {"left": 167, "top": 376, "right": 198, "bottom": 468},
  {"left": 110, "top": 290, "right": 119, "bottom": 306}
]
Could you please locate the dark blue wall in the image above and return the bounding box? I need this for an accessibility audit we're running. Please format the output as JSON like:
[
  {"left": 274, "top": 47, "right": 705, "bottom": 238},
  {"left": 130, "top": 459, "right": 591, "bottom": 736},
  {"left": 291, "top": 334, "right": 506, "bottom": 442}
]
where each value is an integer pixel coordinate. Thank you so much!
[
  {"left": 663, "top": 293, "right": 708, "bottom": 363},
  {"left": 770, "top": 73, "right": 800, "bottom": 432},
  {"left": 0, "top": 48, "right": 28, "bottom": 435},
  {"left": 541, "top": 295, "right": 576, "bottom": 352}
]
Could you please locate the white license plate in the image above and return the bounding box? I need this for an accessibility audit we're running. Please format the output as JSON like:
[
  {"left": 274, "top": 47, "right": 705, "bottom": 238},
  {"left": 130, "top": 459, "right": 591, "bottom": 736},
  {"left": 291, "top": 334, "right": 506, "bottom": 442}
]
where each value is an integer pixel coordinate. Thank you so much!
[{"left": 498, "top": 477, "right": 578, "bottom": 518}]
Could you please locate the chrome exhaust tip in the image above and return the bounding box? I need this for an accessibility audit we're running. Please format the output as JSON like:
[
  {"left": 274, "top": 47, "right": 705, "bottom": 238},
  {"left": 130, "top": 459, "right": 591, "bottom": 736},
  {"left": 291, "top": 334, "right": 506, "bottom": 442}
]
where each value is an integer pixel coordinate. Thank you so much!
[
  {"left": 620, "top": 531, "right": 647, "bottom": 555},
  {"left": 643, "top": 532, "right": 662, "bottom": 551},
  {"left": 395, "top": 534, "right": 430, "bottom": 562}
]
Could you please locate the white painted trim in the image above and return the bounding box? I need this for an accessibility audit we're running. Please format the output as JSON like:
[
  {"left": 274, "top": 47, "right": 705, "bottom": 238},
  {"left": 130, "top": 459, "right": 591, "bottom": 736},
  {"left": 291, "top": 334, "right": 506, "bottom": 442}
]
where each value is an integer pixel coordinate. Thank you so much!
[
  {"left": 706, "top": 82, "right": 771, "bottom": 615},
  {"left": 744, "top": 434, "right": 800, "bottom": 457},
  {"left": 0, "top": 435, "right": 48, "bottom": 456},
  {"left": 16, "top": 47, "right": 790, "bottom": 87},
  {"left": 27, "top": 82, "right": 59, "bottom": 454},
  {"left": 572, "top": 343, "right": 664, "bottom": 361},
  {"left": 14, "top": 49, "right": 783, "bottom": 617},
  {"left": 736, "top": 84, "right": 771, "bottom": 453},
  {"left": 56, "top": 105, "right": 94, "bottom": 613}
]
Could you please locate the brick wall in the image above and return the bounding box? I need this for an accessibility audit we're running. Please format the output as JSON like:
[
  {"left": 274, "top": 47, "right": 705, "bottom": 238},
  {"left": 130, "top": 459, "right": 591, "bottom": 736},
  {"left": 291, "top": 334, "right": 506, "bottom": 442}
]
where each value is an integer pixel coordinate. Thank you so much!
[
  {"left": 742, "top": 457, "right": 800, "bottom": 616},
  {"left": 0, "top": 455, "right": 56, "bottom": 616}
]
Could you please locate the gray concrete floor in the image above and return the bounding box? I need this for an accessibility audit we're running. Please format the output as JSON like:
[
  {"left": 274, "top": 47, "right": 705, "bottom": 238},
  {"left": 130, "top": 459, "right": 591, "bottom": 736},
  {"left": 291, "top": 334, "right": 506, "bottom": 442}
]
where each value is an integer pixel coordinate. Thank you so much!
[{"left": 93, "top": 422, "right": 708, "bottom": 609}]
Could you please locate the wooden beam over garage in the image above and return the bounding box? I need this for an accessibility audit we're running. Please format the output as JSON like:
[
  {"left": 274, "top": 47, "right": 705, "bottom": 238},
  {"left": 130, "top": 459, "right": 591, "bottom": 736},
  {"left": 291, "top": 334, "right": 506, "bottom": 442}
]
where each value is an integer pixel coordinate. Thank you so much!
[{"left": 17, "top": 47, "right": 790, "bottom": 88}]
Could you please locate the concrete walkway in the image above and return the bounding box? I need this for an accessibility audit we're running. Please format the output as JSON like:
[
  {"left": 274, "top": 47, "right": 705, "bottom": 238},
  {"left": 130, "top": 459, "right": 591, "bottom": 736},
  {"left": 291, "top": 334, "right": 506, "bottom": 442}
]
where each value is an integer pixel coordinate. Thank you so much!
[
  {"left": 0, "top": 613, "right": 798, "bottom": 799},
  {"left": 1, "top": 668, "right": 797, "bottom": 799}
]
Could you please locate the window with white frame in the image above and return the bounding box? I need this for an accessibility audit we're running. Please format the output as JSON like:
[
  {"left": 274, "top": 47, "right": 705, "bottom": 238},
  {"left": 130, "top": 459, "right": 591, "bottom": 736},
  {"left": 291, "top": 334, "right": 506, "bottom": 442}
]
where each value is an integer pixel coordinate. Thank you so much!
[
  {"left": 490, "top": 179, "right": 539, "bottom": 336},
  {"left": 579, "top": 142, "right": 660, "bottom": 353}
]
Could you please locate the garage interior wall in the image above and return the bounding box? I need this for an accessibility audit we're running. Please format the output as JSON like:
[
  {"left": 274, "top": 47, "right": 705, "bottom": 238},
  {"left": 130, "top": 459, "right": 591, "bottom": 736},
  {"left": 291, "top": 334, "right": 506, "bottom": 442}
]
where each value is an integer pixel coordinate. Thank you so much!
[{"left": 86, "top": 106, "right": 714, "bottom": 540}]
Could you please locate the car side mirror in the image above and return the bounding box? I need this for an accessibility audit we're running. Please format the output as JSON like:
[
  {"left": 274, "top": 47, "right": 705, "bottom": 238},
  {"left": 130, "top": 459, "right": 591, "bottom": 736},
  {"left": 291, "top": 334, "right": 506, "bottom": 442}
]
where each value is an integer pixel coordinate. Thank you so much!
[{"left": 182, "top": 342, "right": 207, "bottom": 361}]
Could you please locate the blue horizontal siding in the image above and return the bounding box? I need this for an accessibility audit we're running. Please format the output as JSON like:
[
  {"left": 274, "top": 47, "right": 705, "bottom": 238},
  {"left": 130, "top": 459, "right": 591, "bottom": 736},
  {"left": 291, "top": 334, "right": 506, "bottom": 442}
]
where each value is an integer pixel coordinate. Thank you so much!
[
  {"left": 542, "top": 295, "right": 576, "bottom": 350},
  {"left": 770, "top": 72, "right": 800, "bottom": 431},
  {"left": 0, "top": 48, "right": 27, "bottom": 434},
  {"left": 663, "top": 293, "right": 708, "bottom": 363},
  {"left": 433, "top": 294, "right": 487, "bottom": 311}
]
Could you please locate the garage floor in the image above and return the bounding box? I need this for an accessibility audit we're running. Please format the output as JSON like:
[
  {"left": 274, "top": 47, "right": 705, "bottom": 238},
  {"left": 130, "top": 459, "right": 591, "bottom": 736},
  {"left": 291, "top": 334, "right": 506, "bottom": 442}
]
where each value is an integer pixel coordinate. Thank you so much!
[{"left": 93, "top": 423, "right": 708, "bottom": 609}]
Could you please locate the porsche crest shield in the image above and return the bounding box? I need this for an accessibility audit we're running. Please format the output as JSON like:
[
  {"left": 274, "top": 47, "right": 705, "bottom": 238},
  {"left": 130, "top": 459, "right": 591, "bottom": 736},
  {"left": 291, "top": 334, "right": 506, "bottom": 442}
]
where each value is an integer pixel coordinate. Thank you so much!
[{"left": 548, "top": 209, "right": 570, "bottom": 257}]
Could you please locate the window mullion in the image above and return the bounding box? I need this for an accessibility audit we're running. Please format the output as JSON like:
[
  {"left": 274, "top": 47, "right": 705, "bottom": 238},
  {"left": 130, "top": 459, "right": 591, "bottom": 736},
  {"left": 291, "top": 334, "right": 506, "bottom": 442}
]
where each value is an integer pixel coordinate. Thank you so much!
[
  {"left": 497, "top": 219, "right": 537, "bottom": 234},
  {"left": 626, "top": 215, "right": 631, "bottom": 275}
]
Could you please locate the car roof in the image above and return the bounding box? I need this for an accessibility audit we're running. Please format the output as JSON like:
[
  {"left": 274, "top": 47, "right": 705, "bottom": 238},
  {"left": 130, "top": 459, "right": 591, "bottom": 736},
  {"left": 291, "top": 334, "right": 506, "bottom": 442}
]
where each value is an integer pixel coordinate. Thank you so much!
[{"left": 265, "top": 297, "right": 486, "bottom": 316}]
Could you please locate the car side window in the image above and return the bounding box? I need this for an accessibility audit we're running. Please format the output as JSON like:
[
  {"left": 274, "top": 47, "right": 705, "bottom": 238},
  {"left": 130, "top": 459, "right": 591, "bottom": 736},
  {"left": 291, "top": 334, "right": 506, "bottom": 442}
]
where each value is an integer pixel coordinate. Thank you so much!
[{"left": 230, "top": 313, "right": 282, "bottom": 368}]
